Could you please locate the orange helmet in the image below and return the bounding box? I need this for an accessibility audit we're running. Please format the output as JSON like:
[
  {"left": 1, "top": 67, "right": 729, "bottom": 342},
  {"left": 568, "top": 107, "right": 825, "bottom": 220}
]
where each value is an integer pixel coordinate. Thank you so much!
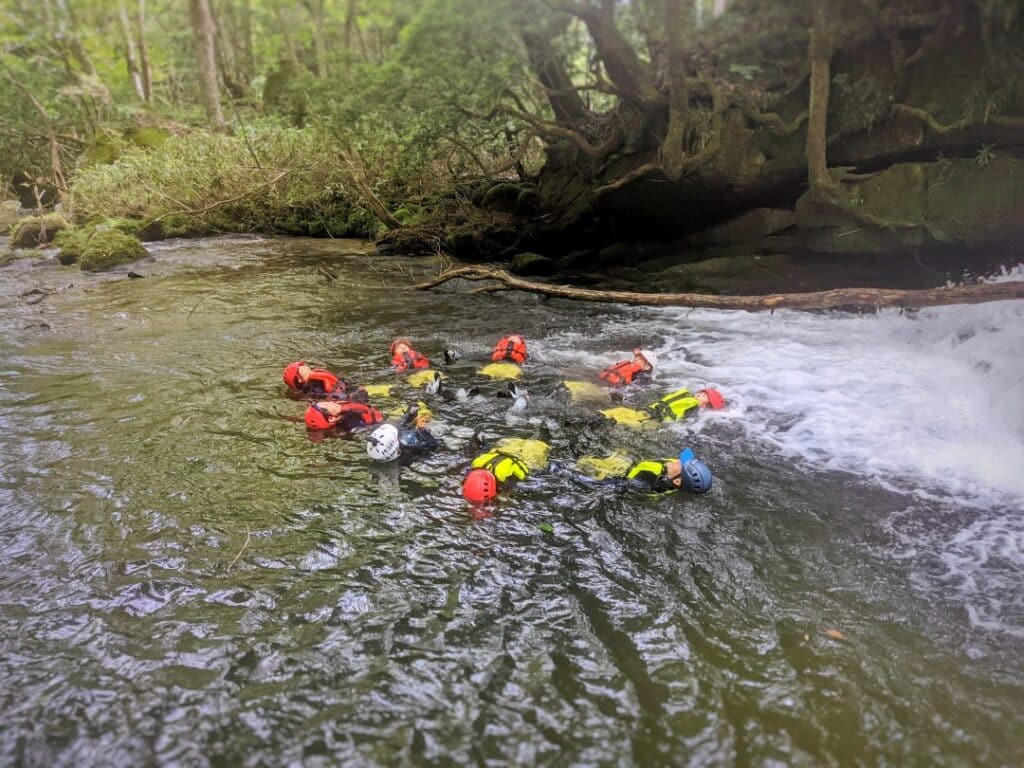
[
  {"left": 389, "top": 337, "right": 413, "bottom": 356},
  {"left": 698, "top": 388, "right": 725, "bottom": 410},
  {"left": 304, "top": 404, "right": 334, "bottom": 430},
  {"left": 283, "top": 361, "right": 305, "bottom": 389},
  {"left": 463, "top": 469, "right": 498, "bottom": 502}
]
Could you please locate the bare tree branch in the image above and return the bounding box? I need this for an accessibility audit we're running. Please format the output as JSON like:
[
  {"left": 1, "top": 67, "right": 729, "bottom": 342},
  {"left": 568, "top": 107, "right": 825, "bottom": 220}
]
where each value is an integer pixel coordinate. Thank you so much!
[{"left": 413, "top": 266, "right": 1024, "bottom": 311}]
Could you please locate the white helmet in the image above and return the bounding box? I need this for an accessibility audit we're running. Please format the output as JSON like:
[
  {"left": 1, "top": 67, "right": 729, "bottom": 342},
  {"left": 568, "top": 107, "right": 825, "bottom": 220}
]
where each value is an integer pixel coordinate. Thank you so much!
[
  {"left": 636, "top": 349, "right": 659, "bottom": 372},
  {"left": 366, "top": 423, "right": 401, "bottom": 462}
]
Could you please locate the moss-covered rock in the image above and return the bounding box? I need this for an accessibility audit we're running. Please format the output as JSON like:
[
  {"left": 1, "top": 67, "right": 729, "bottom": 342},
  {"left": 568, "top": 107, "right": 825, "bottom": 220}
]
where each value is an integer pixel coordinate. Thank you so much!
[
  {"left": 77, "top": 229, "right": 148, "bottom": 272},
  {"left": 482, "top": 183, "right": 526, "bottom": 211},
  {"left": 510, "top": 252, "right": 555, "bottom": 275},
  {"left": 124, "top": 125, "right": 170, "bottom": 149},
  {"left": 53, "top": 227, "right": 92, "bottom": 264},
  {"left": 10, "top": 214, "right": 71, "bottom": 248}
]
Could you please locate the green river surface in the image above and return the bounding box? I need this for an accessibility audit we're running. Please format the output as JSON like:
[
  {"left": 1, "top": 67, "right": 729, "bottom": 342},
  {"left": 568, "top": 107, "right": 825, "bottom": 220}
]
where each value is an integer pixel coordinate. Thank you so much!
[{"left": 1, "top": 236, "right": 1022, "bottom": 766}]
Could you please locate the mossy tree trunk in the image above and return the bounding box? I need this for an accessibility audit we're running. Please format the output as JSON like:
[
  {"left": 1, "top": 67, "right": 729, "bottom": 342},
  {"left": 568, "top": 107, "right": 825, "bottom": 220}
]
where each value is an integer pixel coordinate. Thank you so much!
[
  {"left": 117, "top": 0, "right": 147, "bottom": 102},
  {"left": 190, "top": 0, "right": 226, "bottom": 129},
  {"left": 806, "top": 0, "right": 834, "bottom": 193}
]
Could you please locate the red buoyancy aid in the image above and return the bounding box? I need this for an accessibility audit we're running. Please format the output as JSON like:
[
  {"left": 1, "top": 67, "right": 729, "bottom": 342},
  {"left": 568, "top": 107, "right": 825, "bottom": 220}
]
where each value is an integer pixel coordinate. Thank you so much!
[
  {"left": 392, "top": 349, "right": 431, "bottom": 372},
  {"left": 492, "top": 335, "right": 527, "bottom": 364},
  {"left": 337, "top": 402, "right": 383, "bottom": 427},
  {"left": 598, "top": 360, "right": 647, "bottom": 387},
  {"left": 305, "top": 401, "right": 383, "bottom": 430},
  {"left": 305, "top": 369, "right": 341, "bottom": 394}
]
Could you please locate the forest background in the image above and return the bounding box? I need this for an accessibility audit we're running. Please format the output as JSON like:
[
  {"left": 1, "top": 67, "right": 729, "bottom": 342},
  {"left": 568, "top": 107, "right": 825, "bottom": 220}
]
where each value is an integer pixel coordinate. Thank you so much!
[{"left": 1, "top": 0, "right": 1022, "bottom": 282}]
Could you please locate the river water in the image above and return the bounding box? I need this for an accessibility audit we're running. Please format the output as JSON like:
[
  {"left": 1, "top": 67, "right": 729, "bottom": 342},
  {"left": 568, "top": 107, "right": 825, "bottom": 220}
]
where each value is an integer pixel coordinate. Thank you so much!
[{"left": 1, "top": 236, "right": 1022, "bottom": 766}]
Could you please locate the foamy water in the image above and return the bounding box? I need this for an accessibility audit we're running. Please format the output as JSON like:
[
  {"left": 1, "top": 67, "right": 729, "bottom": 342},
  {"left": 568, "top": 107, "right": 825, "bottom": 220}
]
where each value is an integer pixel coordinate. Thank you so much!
[
  {"left": 549, "top": 265, "right": 1024, "bottom": 507},
  {"left": 543, "top": 265, "right": 1024, "bottom": 636}
]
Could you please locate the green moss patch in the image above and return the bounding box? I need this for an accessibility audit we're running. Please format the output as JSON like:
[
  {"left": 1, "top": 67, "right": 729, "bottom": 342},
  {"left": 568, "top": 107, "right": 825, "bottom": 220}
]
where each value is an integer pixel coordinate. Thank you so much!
[{"left": 10, "top": 213, "right": 71, "bottom": 248}]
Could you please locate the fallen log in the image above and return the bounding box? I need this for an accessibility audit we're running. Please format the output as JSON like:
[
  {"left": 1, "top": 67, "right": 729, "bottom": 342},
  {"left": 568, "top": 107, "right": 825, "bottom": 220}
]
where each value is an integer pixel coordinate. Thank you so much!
[{"left": 412, "top": 266, "right": 1024, "bottom": 311}]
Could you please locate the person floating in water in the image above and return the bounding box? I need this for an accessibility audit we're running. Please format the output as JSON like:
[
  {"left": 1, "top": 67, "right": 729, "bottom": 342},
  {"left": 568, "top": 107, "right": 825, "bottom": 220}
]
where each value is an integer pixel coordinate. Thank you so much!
[
  {"left": 390, "top": 337, "right": 431, "bottom": 372},
  {"left": 283, "top": 361, "right": 365, "bottom": 400},
  {"left": 462, "top": 437, "right": 550, "bottom": 502},
  {"left": 562, "top": 348, "right": 660, "bottom": 401},
  {"left": 600, "top": 386, "right": 726, "bottom": 427},
  {"left": 304, "top": 399, "right": 383, "bottom": 431},
  {"left": 479, "top": 334, "right": 528, "bottom": 381},
  {"left": 599, "top": 348, "right": 658, "bottom": 387},
  {"left": 568, "top": 447, "right": 713, "bottom": 494},
  {"left": 366, "top": 404, "right": 440, "bottom": 462}
]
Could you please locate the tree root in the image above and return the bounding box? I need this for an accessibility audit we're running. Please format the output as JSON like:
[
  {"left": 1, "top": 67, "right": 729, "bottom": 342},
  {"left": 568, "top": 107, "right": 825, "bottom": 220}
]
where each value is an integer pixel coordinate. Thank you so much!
[{"left": 413, "top": 266, "right": 1024, "bottom": 311}]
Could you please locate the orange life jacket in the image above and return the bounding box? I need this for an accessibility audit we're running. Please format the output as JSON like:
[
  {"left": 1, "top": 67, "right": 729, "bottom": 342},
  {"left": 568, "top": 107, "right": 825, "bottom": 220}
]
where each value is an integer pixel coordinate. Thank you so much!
[
  {"left": 338, "top": 402, "right": 383, "bottom": 427},
  {"left": 491, "top": 335, "right": 527, "bottom": 364},
  {"left": 598, "top": 360, "right": 647, "bottom": 387},
  {"left": 305, "top": 369, "right": 341, "bottom": 394},
  {"left": 392, "top": 349, "right": 431, "bottom": 372}
]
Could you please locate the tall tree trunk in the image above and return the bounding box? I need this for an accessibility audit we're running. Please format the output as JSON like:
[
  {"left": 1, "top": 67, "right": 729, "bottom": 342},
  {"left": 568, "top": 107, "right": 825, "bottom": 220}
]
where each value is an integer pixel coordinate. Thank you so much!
[
  {"left": 213, "top": 0, "right": 243, "bottom": 95},
  {"left": 274, "top": 2, "right": 301, "bottom": 70},
  {"left": 190, "top": 0, "right": 226, "bottom": 129},
  {"left": 118, "top": 0, "right": 147, "bottom": 101},
  {"left": 239, "top": 0, "right": 254, "bottom": 81},
  {"left": 556, "top": 1, "right": 659, "bottom": 104},
  {"left": 305, "top": 0, "right": 328, "bottom": 78},
  {"left": 806, "top": 1, "right": 833, "bottom": 191},
  {"left": 344, "top": 0, "right": 358, "bottom": 70},
  {"left": 661, "top": 0, "right": 691, "bottom": 180},
  {"left": 521, "top": 29, "right": 589, "bottom": 126},
  {"left": 136, "top": 0, "right": 153, "bottom": 102}
]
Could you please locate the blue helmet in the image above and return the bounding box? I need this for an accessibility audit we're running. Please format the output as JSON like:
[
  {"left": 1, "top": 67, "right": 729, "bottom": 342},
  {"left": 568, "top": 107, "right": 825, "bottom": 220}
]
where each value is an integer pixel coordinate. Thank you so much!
[{"left": 681, "top": 458, "right": 713, "bottom": 494}]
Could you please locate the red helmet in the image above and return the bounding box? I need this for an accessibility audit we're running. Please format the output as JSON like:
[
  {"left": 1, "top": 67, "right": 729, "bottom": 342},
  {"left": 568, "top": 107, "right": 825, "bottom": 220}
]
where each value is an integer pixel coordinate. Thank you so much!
[
  {"left": 463, "top": 469, "right": 498, "bottom": 502},
  {"left": 699, "top": 388, "right": 725, "bottom": 410},
  {"left": 283, "top": 361, "right": 305, "bottom": 389},
  {"left": 304, "top": 404, "right": 334, "bottom": 430}
]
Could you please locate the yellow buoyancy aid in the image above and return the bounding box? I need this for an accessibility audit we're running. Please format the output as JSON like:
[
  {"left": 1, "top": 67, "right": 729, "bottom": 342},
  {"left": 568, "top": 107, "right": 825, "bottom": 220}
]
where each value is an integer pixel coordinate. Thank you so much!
[
  {"left": 576, "top": 452, "right": 634, "bottom": 480},
  {"left": 493, "top": 438, "right": 550, "bottom": 469},
  {"left": 479, "top": 362, "right": 523, "bottom": 380},
  {"left": 471, "top": 451, "right": 530, "bottom": 483},
  {"left": 562, "top": 380, "right": 609, "bottom": 402},
  {"left": 600, "top": 406, "right": 654, "bottom": 427},
  {"left": 364, "top": 383, "right": 394, "bottom": 398},
  {"left": 645, "top": 388, "right": 701, "bottom": 422},
  {"left": 407, "top": 369, "right": 443, "bottom": 389}
]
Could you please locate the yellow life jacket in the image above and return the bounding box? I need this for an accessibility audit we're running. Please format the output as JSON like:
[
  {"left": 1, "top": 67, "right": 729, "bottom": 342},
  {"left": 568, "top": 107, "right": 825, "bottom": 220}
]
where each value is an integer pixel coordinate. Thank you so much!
[
  {"left": 471, "top": 451, "right": 530, "bottom": 483},
  {"left": 627, "top": 459, "right": 678, "bottom": 494},
  {"left": 600, "top": 406, "right": 654, "bottom": 427},
  {"left": 627, "top": 459, "right": 667, "bottom": 479},
  {"left": 479, "top": 362, "right": 523, "bottom": 380},
  {"left": 493, "top": 437, "right": 550, "bottom": 469},
  {"left": 407, "top": 369, "right": 443, "bottom": 389},
  {"left": 577, "top": 452, "right": 634, "bottom": 480},
  {"left": 646, "top": 388, "right": 700, "bottom": 422},
  {"left": 363, "top": 383, "right": 393, "bottom": 398},
  {"left": 562, "top": 380, "right": 609, "bottom": 402}
]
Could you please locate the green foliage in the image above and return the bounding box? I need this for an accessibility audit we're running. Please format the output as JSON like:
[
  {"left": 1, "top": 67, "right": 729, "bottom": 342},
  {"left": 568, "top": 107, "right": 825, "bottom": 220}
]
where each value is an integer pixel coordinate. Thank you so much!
[{"left": 70, "top": 122, "right": 380, "bottom": 238}]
